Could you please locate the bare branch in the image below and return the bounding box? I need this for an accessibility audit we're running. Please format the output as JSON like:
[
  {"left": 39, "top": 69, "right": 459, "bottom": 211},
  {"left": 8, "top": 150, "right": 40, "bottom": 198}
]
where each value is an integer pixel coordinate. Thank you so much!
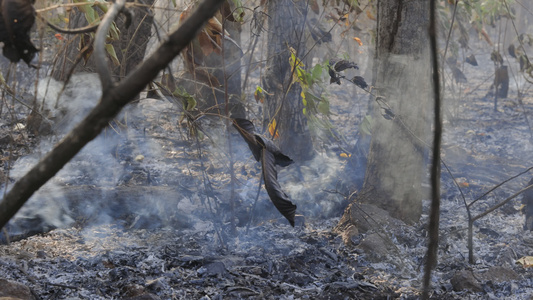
[{"left": 472, "top": 183, "right": 533, "bottom": 222}]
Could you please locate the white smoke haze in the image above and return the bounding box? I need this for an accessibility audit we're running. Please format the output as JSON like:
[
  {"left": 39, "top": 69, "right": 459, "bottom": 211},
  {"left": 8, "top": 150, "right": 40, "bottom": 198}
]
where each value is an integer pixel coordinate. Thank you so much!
[
  {"left": 37, "top": 73, "right": 102, "bottom": 133},
  {"left": 0, "top": 9, "right": 371, "bottom": 242},
  {"left": 2, "top": 74, "right": 184, "bottom": 240}
]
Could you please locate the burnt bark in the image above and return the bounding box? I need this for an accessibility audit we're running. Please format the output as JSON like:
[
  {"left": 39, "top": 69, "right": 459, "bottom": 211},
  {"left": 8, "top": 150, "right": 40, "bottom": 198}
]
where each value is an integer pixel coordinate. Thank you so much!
[
  {"left": 262, "top": 0, "right": 313, "bottom": 161},
  {"left": 0, "top": 0, "right": 225, "bottom": 232},
  {"left": 339, "top": 0, "right": 431, "bottom": 225}
]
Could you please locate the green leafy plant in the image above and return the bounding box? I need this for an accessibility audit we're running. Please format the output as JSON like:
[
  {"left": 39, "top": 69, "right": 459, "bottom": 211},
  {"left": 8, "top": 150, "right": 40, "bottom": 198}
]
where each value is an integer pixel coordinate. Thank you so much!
[{"left": 73, "top": 0, "right": 121, "bottom": 65}]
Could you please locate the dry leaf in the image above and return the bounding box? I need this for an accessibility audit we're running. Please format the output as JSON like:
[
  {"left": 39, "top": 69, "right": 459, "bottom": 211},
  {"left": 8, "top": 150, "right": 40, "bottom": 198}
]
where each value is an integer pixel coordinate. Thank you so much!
[
  {"left": 269, "top": 119, "right": 279, "bottom": 139},
  {"left": 353, "top": 37, "right": 363, "bottom": 46},
  {"left": 516, "top": 256, "right": 533, "bottom": 267},
  {"left": 198, "top": 32, "right": 215, "bottom": 56},
  {"left": 366, "top": 9, "right": 376, "bottom": 21},
  {"left": 310, "top": 0, "right": 319, "bottom": 14},
  {"left": 254, "top": 86, "right": 265, "bottom": 103}
]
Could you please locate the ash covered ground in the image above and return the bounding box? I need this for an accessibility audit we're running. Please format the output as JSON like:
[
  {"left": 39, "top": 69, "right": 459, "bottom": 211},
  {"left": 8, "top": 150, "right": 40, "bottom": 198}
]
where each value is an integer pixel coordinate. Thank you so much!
[{"left": 1, "top": 40, "right": 533, "bottom": 300}]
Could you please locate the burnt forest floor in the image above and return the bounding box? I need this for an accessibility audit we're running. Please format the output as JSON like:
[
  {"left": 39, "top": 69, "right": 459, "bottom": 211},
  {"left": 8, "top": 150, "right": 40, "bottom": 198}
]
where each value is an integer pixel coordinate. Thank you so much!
[{"left": 0, "top": 46, "right": 533, "bottom": 299}]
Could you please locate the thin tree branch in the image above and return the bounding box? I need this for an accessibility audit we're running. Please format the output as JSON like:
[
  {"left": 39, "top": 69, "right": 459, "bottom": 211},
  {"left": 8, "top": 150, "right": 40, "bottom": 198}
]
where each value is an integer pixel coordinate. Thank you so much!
[
  {"left": 0, "top": 0, "right": 225, "bottom": 231},
  {"left": 422, "top": 0, "right": 442, "bottom": 298},
  {"left": 468, "top": 166, "right": 533, "bottom": 208},
  {"left": 472, "top": 183, "right": 533, "bottom": 222}
]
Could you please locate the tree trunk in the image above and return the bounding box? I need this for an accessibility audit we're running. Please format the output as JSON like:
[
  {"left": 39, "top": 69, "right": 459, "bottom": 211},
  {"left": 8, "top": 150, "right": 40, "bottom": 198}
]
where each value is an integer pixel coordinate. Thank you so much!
[
  {"left": 262, "top": 0, "right": 313, "bottom": 161},
  {"left": 339, "top": 0, "right": 431, "bottom": 225}
]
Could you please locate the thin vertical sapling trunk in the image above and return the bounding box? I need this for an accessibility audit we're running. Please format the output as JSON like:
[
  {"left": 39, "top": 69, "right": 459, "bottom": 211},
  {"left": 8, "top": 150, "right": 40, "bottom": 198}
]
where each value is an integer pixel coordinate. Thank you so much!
[{"left": 422, "top": 0, "right": 442, "bottom": 298}]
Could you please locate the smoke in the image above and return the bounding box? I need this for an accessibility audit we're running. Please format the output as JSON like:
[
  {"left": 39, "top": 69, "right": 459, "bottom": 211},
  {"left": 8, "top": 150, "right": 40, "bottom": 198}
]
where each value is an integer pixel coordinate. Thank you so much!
[
  {"left": 1, "top": 73, "right": 177, "bottom": 241},
  {"left": 37, "top": 73, "right": 102, "bottom": 134},
  {"left": 1, "top": 60, "right": 363, "bottom": 242}
]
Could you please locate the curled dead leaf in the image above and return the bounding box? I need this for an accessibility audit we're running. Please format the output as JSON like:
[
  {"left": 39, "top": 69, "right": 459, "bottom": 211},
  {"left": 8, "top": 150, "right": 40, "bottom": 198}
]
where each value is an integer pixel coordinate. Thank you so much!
[
  {"left": 269, "top": 119, "right": 279, "bottom": 139},
  {"left": 516, "top": 256, "right": 533, "bottom": 268}
]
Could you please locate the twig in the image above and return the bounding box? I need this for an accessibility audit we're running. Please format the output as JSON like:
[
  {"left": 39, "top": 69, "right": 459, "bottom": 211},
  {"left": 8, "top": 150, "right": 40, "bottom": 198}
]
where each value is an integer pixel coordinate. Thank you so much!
[
  {"left": 468, "top": 166, "right": 533, "bottom": 208},
  {"left": 472, "top": 183, "right": 533, "bottom": 222},
  {"left": 246, "top": 172, "right": 263, "bottom": 234}
]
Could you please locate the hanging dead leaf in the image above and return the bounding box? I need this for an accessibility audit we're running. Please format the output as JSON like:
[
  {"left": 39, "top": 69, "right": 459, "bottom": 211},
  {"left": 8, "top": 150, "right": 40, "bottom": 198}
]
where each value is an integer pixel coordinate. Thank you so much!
[
  {"left": 80, "top": 33, "right": 94, "bottom": 66},
  {"left": 465, "top": 54, "right": 478, "bottom": 66},
  {"left": 261, "top": 148, "right": 296, "bottom": 226},
  {"left": 330, "top": 59, "right": 358, "bottom": 72},
  {"left": 350, "top": 76, "right": 368, "bottom": 89},
  {"left": 353, "top": 37, "right": 363, "bottom": 46},
  {"left": 206, "top": 17, "right": 224, "bottom": 36},
  {"left": 269, "top": 119, "right": 279, "bottom": 139},
  {"left": 340, "top": 153, "right": 351, "bottom": 158},
  {"left": 508, "top": 44, "right": 516, "bottom": 58},
  {"left": 198, "top": 32, "right": 216, "bottom": 56},
  {"left": 491, "top": 50, "right": 503, "bottom": 65},
  {"left": 0, "top": 0, "right": 39, "bottom": 64},
  {"left": 254, "top": 86, "right": 266, "bottom": 103},
  {"left": 366, "top": 9, "right": 376, "bottom": 21}
]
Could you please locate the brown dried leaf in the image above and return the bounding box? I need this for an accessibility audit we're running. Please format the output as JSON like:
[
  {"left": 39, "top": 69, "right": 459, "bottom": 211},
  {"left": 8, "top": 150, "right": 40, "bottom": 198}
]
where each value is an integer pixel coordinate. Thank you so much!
[
  {"left": 198, "top": 31, "right": 215, "bottom": 57},
  {"left": 310, "top": 0, "right": 320, "bottom": 14}
]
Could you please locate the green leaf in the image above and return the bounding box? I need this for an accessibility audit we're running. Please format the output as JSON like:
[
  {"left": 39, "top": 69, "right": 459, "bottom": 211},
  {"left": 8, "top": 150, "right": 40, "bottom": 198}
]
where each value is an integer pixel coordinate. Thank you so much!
[
  {"left": 312, "top": 64, "right": 323, "bottom": 82},
  {"left": 231, "top": 0, "right": 245, "bottom": 22},
  {"left": 301, "top": 91, "right": 307, "bottom": 106},
  {"left": 317, "top": 100, "right": 330, "bottom": 115},
  {"left": 360, "top": 115, "right": 373, "bottom": 136},
  {"left": 105, "top": 44, "right": 120, "bottom": 66},
  {"left": 296, "top": 67, "right": 307, "bottom": 85},
  {"left": 173, "top": 87, "right": 197, "bottom": 111},
  {"left": 303, "top": 91, "right": 319, "bottom": 110},
  {"left": 94, "top": 0, "right": 109, "bottom": 13},
  {"left": 110, "top": 23, "right": 121, "bottom": 41}
]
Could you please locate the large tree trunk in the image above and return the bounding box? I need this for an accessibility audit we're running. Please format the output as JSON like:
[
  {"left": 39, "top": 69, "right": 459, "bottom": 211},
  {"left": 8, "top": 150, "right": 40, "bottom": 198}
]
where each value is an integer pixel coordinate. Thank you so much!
[
  {"left": 262, "top": 0, "right": 314, "bottom": 161},
  {"left": 339, "top": 0, "right": 431, "bottom": 225}
]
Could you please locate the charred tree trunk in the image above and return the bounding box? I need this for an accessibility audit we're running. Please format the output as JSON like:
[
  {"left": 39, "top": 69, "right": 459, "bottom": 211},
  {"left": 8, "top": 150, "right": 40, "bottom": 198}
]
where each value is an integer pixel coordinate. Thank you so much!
[
  {"left": 339, "top": 0, "right": 431, "bottom": 225},
  {"left": 262, "top": 0, "right": 313, "bottom": 161}
]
